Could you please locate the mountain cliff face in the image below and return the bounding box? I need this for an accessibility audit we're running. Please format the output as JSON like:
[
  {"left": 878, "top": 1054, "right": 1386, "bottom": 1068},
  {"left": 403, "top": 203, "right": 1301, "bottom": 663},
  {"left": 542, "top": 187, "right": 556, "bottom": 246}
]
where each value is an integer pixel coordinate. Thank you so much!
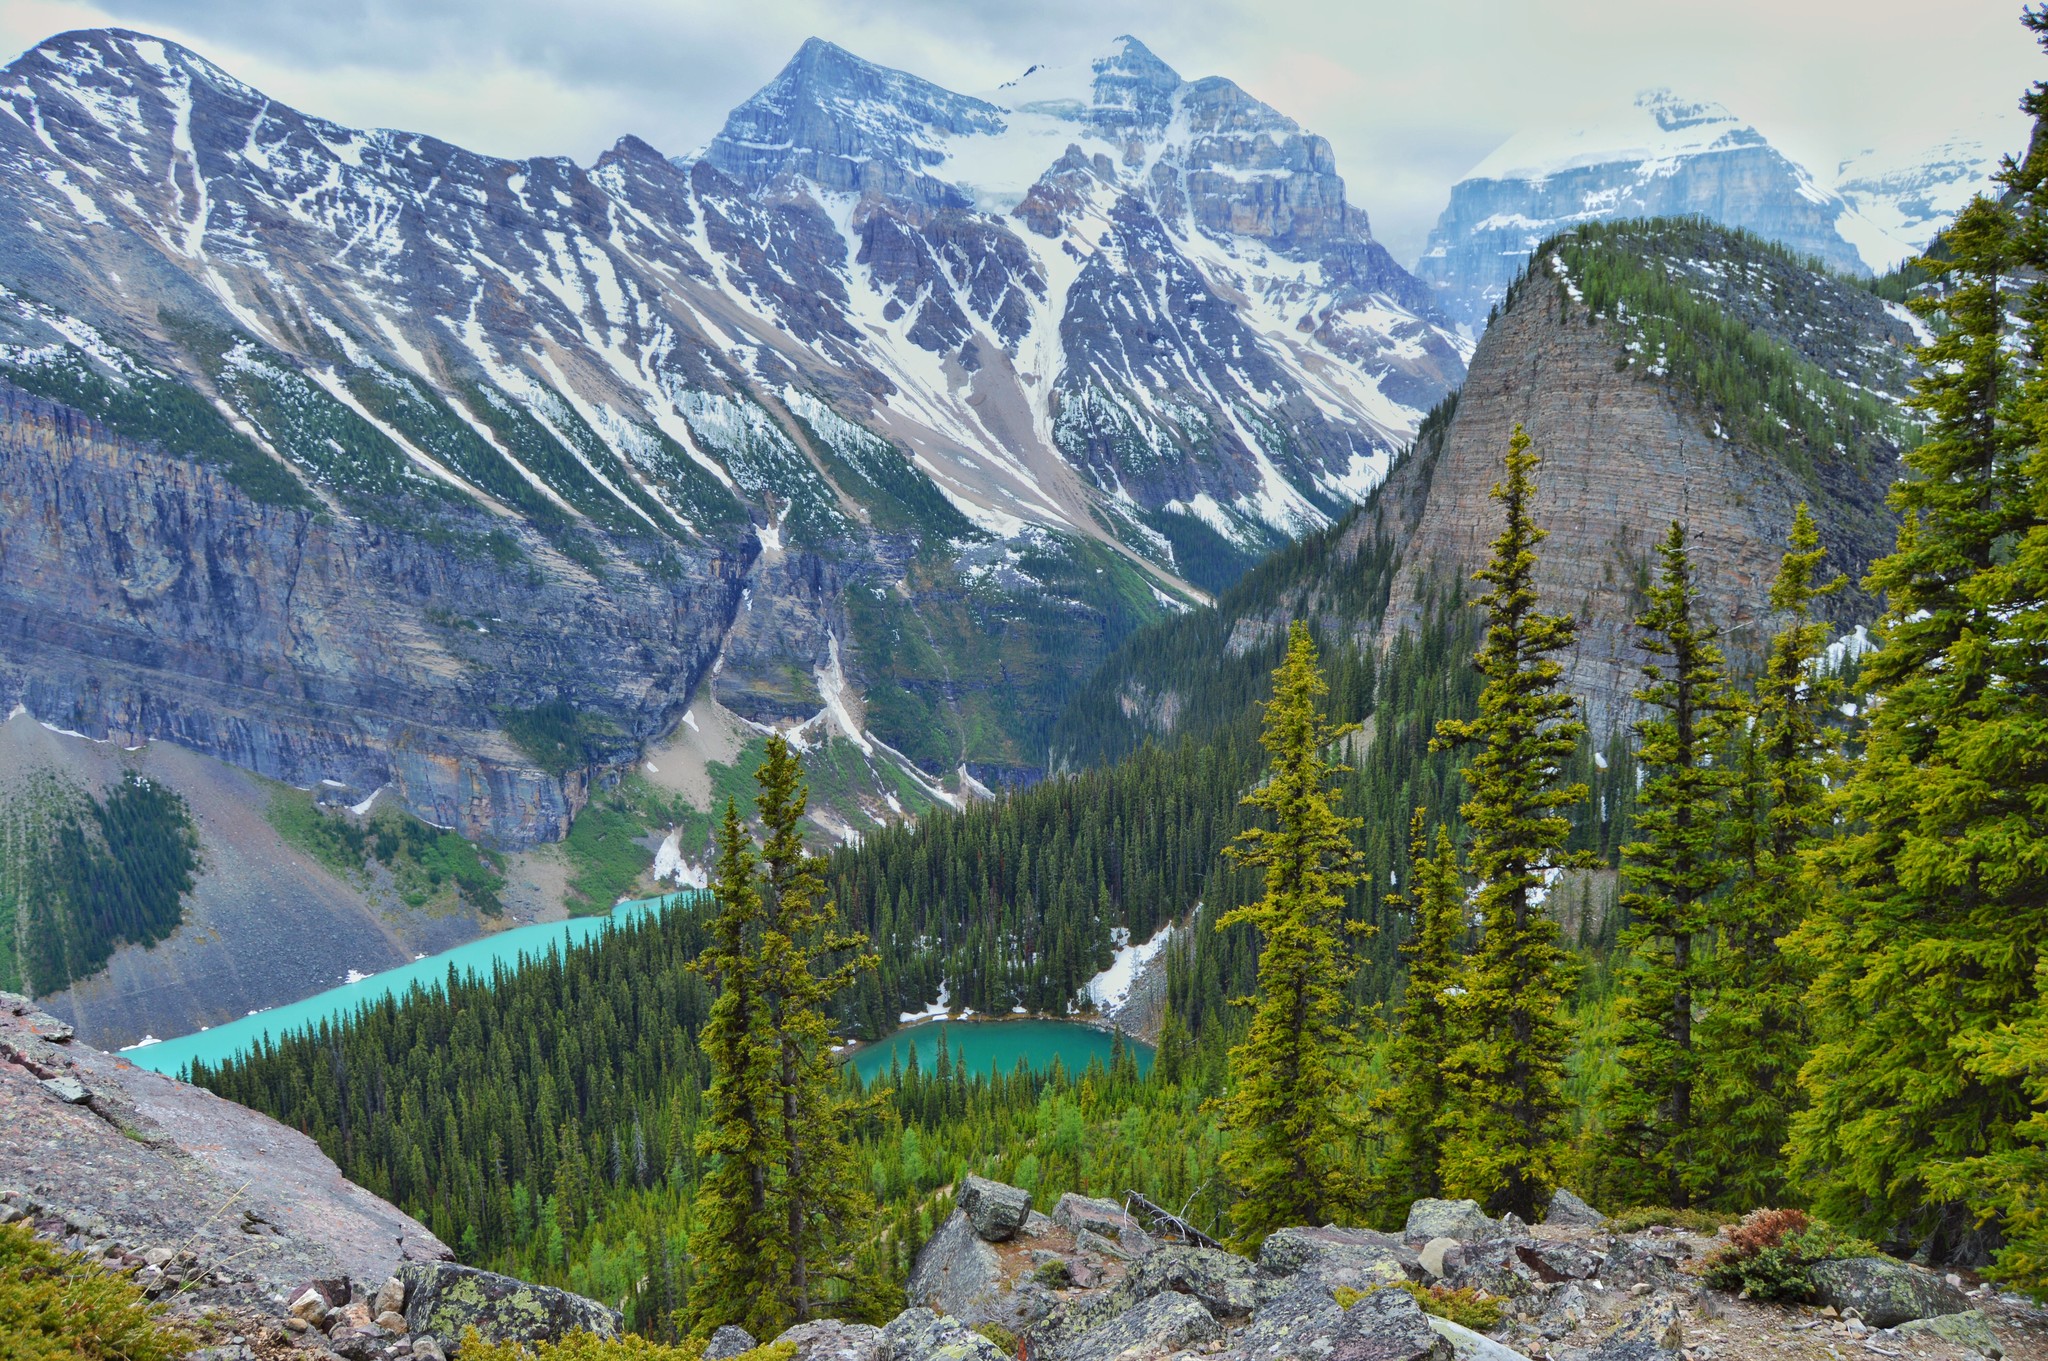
[
  {"left": 1416, "top": 90, "right": 1921, "bottom": 329},
  {"left": 0, "top": 28, "right": 1462, "bottom": 841},
  {"left": 1058, "top": 220, "right": 1917, "bottom": 758}
]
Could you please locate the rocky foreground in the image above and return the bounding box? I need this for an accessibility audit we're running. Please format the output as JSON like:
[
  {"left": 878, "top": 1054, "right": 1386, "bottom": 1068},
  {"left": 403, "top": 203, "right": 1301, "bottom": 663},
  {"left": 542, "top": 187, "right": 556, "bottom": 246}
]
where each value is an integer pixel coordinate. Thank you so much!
[{"left": 7, "top": 1000, "right": 2046, "bottom": 1361}]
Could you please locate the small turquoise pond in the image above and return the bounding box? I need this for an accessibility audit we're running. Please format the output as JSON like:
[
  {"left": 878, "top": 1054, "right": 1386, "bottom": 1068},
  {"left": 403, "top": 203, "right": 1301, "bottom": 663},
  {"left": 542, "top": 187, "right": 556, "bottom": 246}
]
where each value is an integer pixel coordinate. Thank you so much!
[
  {"left": 121, "top": 893, "right": 701, "bottom": 1078},
  {"left": 848, "top": 1019, "right": 1150, "bottom": 1083}
]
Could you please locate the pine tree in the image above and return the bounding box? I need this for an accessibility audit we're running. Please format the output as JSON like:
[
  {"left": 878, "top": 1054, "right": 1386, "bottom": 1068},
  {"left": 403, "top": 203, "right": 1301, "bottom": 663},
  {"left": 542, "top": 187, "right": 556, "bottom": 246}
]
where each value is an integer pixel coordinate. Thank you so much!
[
  {"left": 753, "top": 736, "right": 881, "bottom": 1324},
  {"left": 1215, "top": 621, "right": 1369, "bottom": 1247},
  {"left": 1694, "top": 503, "right": 1842, "bottom": 1208},
  {"left": 1790, "top": 160, "right": 2048, "bottom": 1262},
  {"left": 686, "top": 799, "right": 783, "bottom": 1336},
  {"left": 1432, "top": 424, "right": 1590, "bottom": 1221},
  {"left": 1600, "top": 521, "right": 1742, "bottom": 1208},
  {"left": 1369, "top": 809, "right": 1464, "bottom": 1218}
]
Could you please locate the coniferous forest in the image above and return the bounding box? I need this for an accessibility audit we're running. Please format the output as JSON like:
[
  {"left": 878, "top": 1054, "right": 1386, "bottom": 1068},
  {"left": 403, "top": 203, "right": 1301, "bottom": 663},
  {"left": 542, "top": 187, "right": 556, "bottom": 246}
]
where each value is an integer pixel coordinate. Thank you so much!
[{"left": 183, "top": 22, "right": 2048, "bottom": 1343}]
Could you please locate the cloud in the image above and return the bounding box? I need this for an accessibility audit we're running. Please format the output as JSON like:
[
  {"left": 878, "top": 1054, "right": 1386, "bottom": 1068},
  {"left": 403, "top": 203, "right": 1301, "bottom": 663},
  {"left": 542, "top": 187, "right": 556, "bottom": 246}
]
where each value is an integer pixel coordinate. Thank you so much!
[{"left": 2, "top": 0, "right": 2038, "bottom": 264}]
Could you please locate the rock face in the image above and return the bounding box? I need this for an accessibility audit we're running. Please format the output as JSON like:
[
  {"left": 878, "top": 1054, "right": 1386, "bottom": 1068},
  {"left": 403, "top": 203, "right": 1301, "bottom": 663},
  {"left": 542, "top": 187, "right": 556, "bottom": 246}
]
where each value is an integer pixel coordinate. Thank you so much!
[
  {"left": 882, "top": 1307, "right": 1007, "bottom": 1361},
  {"left": 0, "top": 990, "right": 449, "bottom": 1308},
  {"left": 1545, "top": 1191, "right": 1607, "bottom": 1229},
  {"left": 1417, "top": 89, "right": 1893, "bottom": 327},
  {"left": 398, "top": 1261, "right": 621, "bottom": 1350},
  {"left": 907, "top": 1211, "right": 1007, "bottom": 1324},
  {"left": 1808, "top": 1256, "right": 1972, "bottom": 1328},
  {"left": 775, "top": 1319, "right": 886, "bottom": 1361},
  {"left": 1403, "top": 1200, "right": 1501, "bottom": 1247}
]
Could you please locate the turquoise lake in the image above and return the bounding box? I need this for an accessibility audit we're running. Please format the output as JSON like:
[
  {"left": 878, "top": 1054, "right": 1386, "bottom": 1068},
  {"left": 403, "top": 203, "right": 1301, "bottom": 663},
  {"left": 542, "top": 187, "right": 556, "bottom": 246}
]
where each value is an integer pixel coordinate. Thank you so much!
[
  {"left": 848, "top": 1019, "right": 1150, "bottom": 1082},
  {"left": 121, "top": 892, "right": 701, "bottom": 1078}
]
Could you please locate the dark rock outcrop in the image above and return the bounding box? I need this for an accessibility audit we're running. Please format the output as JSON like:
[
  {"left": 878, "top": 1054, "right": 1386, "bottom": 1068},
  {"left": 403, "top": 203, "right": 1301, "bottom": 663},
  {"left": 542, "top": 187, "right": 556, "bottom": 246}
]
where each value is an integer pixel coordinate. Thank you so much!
[
  {"left": 883, "top": 1307, "right": 1007, "bottom": 1361},
  {"left": 958, "top": 1175, "right": 1033, "bottom": 1243},
  {"left": 707, "top": 1324, "right": 762, "bottom": 1359},
  {"left": 1809, "top": 1256, "right": 1972, "bottom": 1328},
  {"left": 906, "top": 1210, "right": 1006, "bottom": 1325},
  {"left": 1545, "top": 1191, "right": 1607, "bottom": 1229},
  {"left": 776, "top": 1320, "right": 886, "bottom": 1361},
  {"left": 1057, "top": 1290, "right": 1220, "bottom": 1361},
  {"left": 397, "top": 1261, "right": 621, "bottom": 1351}
]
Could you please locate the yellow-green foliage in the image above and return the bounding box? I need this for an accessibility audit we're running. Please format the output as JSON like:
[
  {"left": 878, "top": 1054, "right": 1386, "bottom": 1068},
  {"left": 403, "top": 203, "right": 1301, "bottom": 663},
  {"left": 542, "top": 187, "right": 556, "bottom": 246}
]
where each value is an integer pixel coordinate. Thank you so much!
[
  {"left": 459, "top": 1329, "right": 796, "bottom": 1361},
  {"left": 972, "top": 1323, "right": 1019, "bottom": 1355},
  {"left": 1608, "top": 1206, "right": 1735, "bottom": 1234},
  {"left": 1336, "top": 1281, "right": 1504, "bottom": 1331},
  {"left": 0, "top": 1221, "right": 191, "bottom": 1361}
]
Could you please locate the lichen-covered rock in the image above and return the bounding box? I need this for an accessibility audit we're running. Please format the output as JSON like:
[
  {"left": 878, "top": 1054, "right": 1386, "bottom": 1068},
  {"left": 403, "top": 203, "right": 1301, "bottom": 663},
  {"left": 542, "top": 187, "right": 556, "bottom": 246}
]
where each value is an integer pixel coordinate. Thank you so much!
[
  {"left": 1809, "top": 1257, "right": 1971, "bottom": 1329},
  {"left": 397, "top": 1261, "right": 620, "bottom": 1351},
  {"left": 1893, "top": 1309, "right": 2004, "bottom": 1359},
  {"left": 1123, "top": 1245, "right": 1260, "bottom": 1318},
  {"left": 1403, "top": 1200, "right": 1501, "bottom": 1247},
  {"left": 1056, "top": 1291, "right": 1220, "bottom": 1361},
  {"left": 1598, "top": 1238, "right": 1688, "bottom": 1291},
  {"left": 1260, "top": 1226, "right": 1419, "bottom": 1286},
  {"left": 1545, "top": 1190, "right": 1606, "bottom": 1229},
  {"left": 906, "top": 1211, "right": 1004, "bottom": 1323},
  {"left": 958, "top": 1175, "right": 1033, "bottom": 1243},
  {"left": 1327, "top": 1286, "right": 1453, "bottom": 1361},
  {"left": 774, "top": 1319, "right": 886, "bottom": 1361},
  {"left": 882, "top": 1307, "right": 1007, "bottom": 1361},
  {"left": 1533, "top": 1283, "right": 1590, "bottom": 1340},
  {"left": 1424, "top": 1316, "right": 1531, "bottom": 1361},
  {"left": 1511, "top": 1240, "right": 1604, "bottom": 1283},
  {"left": 1227, "top": 1279, "right": 1346, "bottom": 1361},
  {"left": 1053, "top": 1193, "right": 1140, "bottom": 1241},
  {"left": 706, "top": 1325, "right": 760, "bottom": 1359}
]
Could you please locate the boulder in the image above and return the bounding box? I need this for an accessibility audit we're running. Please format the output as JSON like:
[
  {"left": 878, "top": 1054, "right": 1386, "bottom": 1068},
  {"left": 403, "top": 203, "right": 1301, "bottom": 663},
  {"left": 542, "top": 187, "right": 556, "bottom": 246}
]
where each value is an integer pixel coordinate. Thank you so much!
[
  {"left": 706, "top": 1325, "right": 760, "bottom": 1359},
  {"left": 1022, "top": 1211, "right": 1056, "bottom": 1238},
  {"left": 375, "top": 1312, "right": 409, "bottom": 1334},
  {"left": 1532, "top": 1283, "right": 1590, "bottom": 1340},
  {"left": 1418, "top": 1239, "right": 1457, "bottom": 1280},
  {"left": 1424, "top": 1316, "right": 1532, "bottom": 1361},
  {"left": 958, "top": 1176, "right": 1033, "bottom": 1243},
  {"left": 1053, "top": 1193, "right": 1141, "bottom": 1241},
  {"left": 1892, "top": 1309, "right": 2004, "bottom": 1359},
  {"left": 412, "top": 1337, "right": 447, "bottom": 1361},
  {"left": 774, "top": 1320, "right": 886, "bottom": 1361},
  {"left": 882, "top": 1308, "right": 1006, "bottom": 1361},
  {"left": 1056, "top": 1292, "right": 1220, "bottom": 1361},
  {"left": 1512, "top": 1241, "right": 1603, "bottom": 1283},
  {"left": 1403, "top": 1200, "right": 1500, "bottom": 1247},
  {"left": 905, "top": 1211, "right": 1004, "bottom": 1324},
  {"left": 329, "top": 1329, "right": 395, "bottom": 1361},
  {"left": 1440, "top": 1241, "right": 1538, "bottom": 1297},
  {"left": 1809, "top": 1257, "right": 1971, "bottom": 1329},
  {"left": 397, "top": 1261, "right": 620, "bottom": 1351},
  {"left": 1328, "top": 1286, "right": 1453, "bottom": 1361},
  {"left": 40, "top": 1076, "right": 89, "bottom": 1104},
  {"left": 374, "top": 1277, "right": 408, "bottom": 1319},
  {"left": 288, "top": 1289, "right": 332, "bottom": 1329},
  {"left": 1545, "top": 1191, "right": 1607, "bottom": 1229},
  {"left": 1598, "top": 1239, "right": 1688, "bottom": 1291},
  {"left": 295, "top": 1278, "right": 355, "bottom": 1310},
  {"left": 1259, "top": 1227, "right": 1419, "bottom": 1287},
  {"left": 1123, "top": 1245, "right": 1261, "bottom": 1318},
  {"left": 1229, "top": 1279, "right": 1347, "bottom": 1361}
]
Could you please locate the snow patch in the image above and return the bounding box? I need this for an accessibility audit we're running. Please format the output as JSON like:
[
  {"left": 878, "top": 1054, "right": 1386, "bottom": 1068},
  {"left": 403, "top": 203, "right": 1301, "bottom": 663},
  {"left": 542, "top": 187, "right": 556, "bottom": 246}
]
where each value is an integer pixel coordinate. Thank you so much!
[
  {"left": 900, "top": 979, "right": 952, "bottom": 1025},
  {"left": 1084, "top": 922, "right": 1173, "bottom": 1012},
  {"left": 653, "top": 830, "right": 709, "bottom": 889}
]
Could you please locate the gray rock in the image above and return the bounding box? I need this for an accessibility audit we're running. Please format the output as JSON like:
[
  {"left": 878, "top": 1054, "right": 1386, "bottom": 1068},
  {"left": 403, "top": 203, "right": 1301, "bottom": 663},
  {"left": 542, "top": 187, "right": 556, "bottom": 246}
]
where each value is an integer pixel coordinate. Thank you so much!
[
  {"left": 374, "top": 1278, "right": 408, "bottom": 1320},
  {"left": 906, "top": 1210, "right": 1004, "bottom": 1324},
  {"left": 1425, "top": 1316, "right": 1532, "bottom": 1361},
  {"left": 1810, "top": 1256, "right": 1971, "bottom": 1329},
  {"left": 1260, "top": 1226, "right": 1420, "bottom": 1286},
  {"left": 329, "top": 1328, "right": 395, "bottom": 1361},
  {"left": 1533, "top": 1283, "right": 1590, "bottom": 1340},
  {"left": 1022, "top": 1211, "right": 1056, "bottom": 1238},
  {"left": 1056, "top": 1292, "right": 1219, "bottom": 1361},
  {"left": 1053, "top": 1193, "right": 1141, "bottom": 1241},
  {"left": 1893, "top": 1309, "right": 2004, "bottom": 1359},
  {"left": 1403, "top": 1200, "right": 1501, "bottom": 1247},
  {"left": 397, "top": 1261, "right": 619, "bottom": 1351},
  {"left": 40, "top": 1076, "right": 89, "bottom": 1104},
  {"left": 774, "top": 1320, "right": 886, "bottom": 1361},
  {"left": 1123, "top": 1245, "right": 1261, "bottom": 1318},
  {"left": 1511, "top": 1240, "right": 1603, "bottom": 1283},
  {"left": 1328, "top": 1285, "right": 1453, "bottom": 1361},
  {"left": 882, "top": 1308, "right": 1006, "bottom": 1361},
  {"left": 1418, "top": 1238, "right": 1457, "bottom": 1280},
  {"left": 1598, "top": 1239, "right": 1688, "bottom": 1292},
  {"left": 1229, "top": 1278, "right": 1347, "bottom": 1361},
  {"left": 958, "top": 1175, "right": 1033, "bottom": 1243},
  {"left": 1545, "top": 1191, "right": 1607, "bottom": 1229},
  {"left": 410, "top": 1339, "right": 446, "bottom": 1361},
  {"left": 1567, "top": 1294, "right": 1682, "bottom": 1361},
  {"left": 706, "top": 1325, "right": 760, "bottom": 1359},
  {"left": 1440, "top": 1241, "right": 1537, "bottom": 1297}
]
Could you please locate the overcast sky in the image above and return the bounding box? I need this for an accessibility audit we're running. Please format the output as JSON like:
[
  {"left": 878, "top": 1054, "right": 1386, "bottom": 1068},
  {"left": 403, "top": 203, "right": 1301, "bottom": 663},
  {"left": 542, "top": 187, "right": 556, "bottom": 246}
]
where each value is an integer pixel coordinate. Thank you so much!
[{"left": 1, "top": 0, "right": 2039, "bottom": 263}]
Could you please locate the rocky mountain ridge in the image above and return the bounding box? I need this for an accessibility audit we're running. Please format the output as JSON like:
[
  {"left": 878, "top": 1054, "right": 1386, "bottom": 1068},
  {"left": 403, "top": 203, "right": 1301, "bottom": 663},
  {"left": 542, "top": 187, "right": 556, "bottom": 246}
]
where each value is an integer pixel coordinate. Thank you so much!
[{"left": 0, "top": 26, "right": 1463, "bottom": 846}]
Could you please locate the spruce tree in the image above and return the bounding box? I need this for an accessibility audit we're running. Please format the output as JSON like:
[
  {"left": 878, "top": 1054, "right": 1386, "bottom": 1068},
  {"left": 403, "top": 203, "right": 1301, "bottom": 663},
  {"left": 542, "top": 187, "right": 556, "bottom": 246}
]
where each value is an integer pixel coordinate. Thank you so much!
[
  {"left": 1599, "top": 521, "right": 1741, "bottom": 1209},
  {"left": 1790, "top": 167, "right": 2048, "bottom": 1262},
  {"left": 753, "top": 736, "right": 881, "bottom": 1323},
  {"left": 1432, "top": 424, "right": 1590, "bottom": 1221},
  {"left": 1368, "top": 809, "right": 1464, "bottom": 1218},
  {"left": 1694, "top": 503, "right": 1842, "bottom": 1208},
  {"left": 1215, "top": 621, "right": 1368, "bottom": 1247},
  {"left": 686, "top": 798, "right": 783, "bottom": 1336}
]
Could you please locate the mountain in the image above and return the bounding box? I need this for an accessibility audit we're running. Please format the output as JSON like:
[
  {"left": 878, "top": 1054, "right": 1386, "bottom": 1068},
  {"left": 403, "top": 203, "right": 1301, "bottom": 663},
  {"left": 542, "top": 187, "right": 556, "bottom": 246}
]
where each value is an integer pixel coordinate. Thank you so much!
[
  {"left": 1833, "top": 129, "right": 2017, "bottom": 256},
  {"left": 1058, "top": 217, "right": 1919, "bottom": 765},
  {"left": 1415, "top": 89, "right": 1922, "bottom": 328},
  {"left": 0, "top": 28, "right": 1462, "bottom": 859}
]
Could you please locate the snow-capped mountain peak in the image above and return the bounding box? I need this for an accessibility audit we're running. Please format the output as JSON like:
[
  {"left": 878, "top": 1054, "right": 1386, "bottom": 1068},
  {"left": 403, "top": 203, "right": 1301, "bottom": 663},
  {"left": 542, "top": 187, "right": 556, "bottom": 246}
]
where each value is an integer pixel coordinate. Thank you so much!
[{"left": 1464, "top": 87, "right": 1766, "bottom": 183}]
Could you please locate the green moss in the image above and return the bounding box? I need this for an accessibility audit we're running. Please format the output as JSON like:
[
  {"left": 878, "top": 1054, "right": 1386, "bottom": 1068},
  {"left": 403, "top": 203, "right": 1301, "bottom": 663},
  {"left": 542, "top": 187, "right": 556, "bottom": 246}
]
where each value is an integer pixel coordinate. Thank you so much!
[
  {"left": 499, "top": 702, "right": 622, "bottom": 779},
  {"left": 1339, "top": 1280, "right": 1504, "bottom": 1331},
  {"left": 0, "top": 1220, "right": 192, "bottom": 1361}
]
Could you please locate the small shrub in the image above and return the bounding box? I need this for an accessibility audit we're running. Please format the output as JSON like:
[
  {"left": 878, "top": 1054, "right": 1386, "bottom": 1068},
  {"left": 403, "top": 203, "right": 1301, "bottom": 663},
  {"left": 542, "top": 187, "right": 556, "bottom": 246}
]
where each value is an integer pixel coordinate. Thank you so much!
[
  {"left": 461, "top": 1331, "right": 796, "bottom": 1361},
  {"left": 1032, "top": 1259, "right": 1073, "bottom": 1289},
  {"left": 0, "top": 1220, "right": 191, "bottom": 1361},
  {"left": 1701, "top": 1209, "right": 1880, "bottom": 1303},
  {"left": 1338, "top": 1280, "right": 1504, "bottom": 1331},
  {"left": 1609, "top": 1206, "right": 1736, "bottom": 1234},
  {"left": 972, "top": 1323, "right": 1019, "bottom": 1355}
]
